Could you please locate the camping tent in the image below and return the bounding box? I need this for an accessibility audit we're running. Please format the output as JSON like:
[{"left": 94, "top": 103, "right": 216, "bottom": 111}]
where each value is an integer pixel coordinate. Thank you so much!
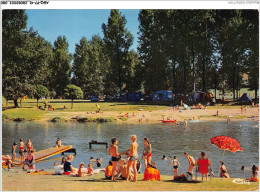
[
  {"left": 240, "top": 93, "right": 252, "bottom": 102},
  {"left": 152, "top": 90, "right": 173, "bottom": 101}
]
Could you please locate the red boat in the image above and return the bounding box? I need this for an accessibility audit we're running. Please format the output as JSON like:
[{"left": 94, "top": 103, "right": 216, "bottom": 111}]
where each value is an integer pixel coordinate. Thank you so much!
[{"left": 161, "top": 120, "right": 177, "bottom": 123}]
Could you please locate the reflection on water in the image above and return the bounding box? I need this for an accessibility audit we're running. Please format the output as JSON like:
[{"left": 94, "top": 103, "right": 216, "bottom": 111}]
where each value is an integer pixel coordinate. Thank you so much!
[{"left": 2, "top": 121, "right": 259, "bottom": 178}]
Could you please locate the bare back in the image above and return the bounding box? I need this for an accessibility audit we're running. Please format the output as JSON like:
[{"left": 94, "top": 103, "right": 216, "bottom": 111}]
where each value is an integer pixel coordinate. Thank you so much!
[{"left": 130, "top": 142, "right": 138, "bottom": 156}]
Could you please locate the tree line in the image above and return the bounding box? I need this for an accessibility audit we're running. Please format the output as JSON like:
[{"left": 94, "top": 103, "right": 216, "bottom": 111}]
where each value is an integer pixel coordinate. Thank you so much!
[{"left": 2, "top": 9, "right": 259, "bottom": 107}]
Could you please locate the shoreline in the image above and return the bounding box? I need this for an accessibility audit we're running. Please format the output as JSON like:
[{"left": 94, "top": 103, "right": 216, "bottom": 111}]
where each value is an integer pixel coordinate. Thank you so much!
[{"left": 3, "top": 108, "right": 259, "bottom": 124}]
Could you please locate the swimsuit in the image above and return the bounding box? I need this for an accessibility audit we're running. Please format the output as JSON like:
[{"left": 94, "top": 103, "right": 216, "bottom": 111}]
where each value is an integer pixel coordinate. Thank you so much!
[
  {"left": 143, "top": 145, "right": 151, "bottom": 157},
  {"left": 129, "top": 155, "right": 138, "bottom": 161},
  {"left": 173, "top": 159, "right": 179, "bottom": 169},
  {"left": 111, "top": 156, "right": 121, "bottom": 162},
  {"left": 97, "top": 162, "right": 101, "bottom": 167},
  {"left": 121, "top": 176, "right": 127, "bottom": 180}
]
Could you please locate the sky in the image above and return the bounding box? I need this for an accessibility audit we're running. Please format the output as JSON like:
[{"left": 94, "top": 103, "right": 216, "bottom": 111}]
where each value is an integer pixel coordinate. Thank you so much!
[{"left": 26, "top": 9, "right": 140, "bottom": 54}]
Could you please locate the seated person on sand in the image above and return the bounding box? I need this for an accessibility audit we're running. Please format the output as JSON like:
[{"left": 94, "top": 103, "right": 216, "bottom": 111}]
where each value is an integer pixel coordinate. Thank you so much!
[
  {"left": 220, "top": 161, "right": 229, "bottom": 178},
  {"left": 54, "top": 162, "right": 64, "bottom": 175},
  {"left": 77, "top": 162, "right": 87, "bottom": 177},
  {"left": 2, "top": 155, "right": 12, "bottom": 169},
  {"left": 249, "top": 165, "right": 259, "bottom": 182},
  {"left": 63, "top": 155, "right": 77, "bottom": 175},
  {"left": 105, "top": 161, "right": 114, "bottom": 180},
  {"left": 196, "top": 152, "right": 212, "bottom": 181},
  {"left": 143, "top": 163, "right": 161, "bottom": 181},
  {"left": 23, "top": 149, "right": 36, "bottom": 172},
  {"left": 56, "top": 137, "right": 62, "bottom": 147},
  {"left": 115, "top": 159, "right": 133, "bottom": 180}
]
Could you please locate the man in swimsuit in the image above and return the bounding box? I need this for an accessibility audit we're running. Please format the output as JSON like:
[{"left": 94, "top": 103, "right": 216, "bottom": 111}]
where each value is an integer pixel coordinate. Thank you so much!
[
  {"left": 108, "top": 137, "right": 121, "bottom": 181},
  {"left": 122, "top": 135, "right": 138, "bottom": 182}
]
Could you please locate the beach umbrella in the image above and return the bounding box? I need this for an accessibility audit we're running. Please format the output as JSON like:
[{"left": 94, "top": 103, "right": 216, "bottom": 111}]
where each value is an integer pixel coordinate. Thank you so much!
[
  {"left": 210, "top": 135, "right": 242, "bottom": 178},
  {"left": 210, "top": 135, "right": 242, "bottom": 153}
]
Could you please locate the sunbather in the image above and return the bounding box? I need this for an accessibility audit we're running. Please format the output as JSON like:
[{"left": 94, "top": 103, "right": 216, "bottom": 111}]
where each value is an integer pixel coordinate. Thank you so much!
[{"left": 63, "top": 155, "right": 77, "bottom": 175}]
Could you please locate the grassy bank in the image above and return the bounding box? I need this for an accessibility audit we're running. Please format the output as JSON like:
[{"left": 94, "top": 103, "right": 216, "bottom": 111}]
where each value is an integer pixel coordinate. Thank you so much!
[
  {"left": 2, "top": 99, "right": 258, "bottom": 123},
  {"left": 2, "top": 170, "right": 258, "bottom": 191}
]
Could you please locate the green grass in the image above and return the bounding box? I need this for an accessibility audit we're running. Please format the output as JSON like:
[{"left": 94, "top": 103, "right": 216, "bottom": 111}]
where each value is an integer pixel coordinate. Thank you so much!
[
  {"left": 2, "top": 98, "right": 169, "bottom": 112},
  {"left": 2, "top": 108, "right": 46, "bottom": 121},
  {"left": 2, "top": 99, "right": 170, "bottom": 121}
]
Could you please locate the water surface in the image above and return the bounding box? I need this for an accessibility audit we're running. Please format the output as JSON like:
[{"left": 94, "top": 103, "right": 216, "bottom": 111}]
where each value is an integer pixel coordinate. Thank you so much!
[{"left": 2, "top": 121, "right": 258, "bottom": 178}]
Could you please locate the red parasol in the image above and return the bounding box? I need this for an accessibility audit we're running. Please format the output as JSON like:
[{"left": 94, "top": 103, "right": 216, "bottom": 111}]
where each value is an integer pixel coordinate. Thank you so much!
[{"left": 210, "top": 136, "right": 242, "bottom": 153}]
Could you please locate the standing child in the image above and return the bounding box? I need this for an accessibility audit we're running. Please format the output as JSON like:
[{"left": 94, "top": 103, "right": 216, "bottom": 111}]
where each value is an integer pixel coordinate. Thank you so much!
[
  {"left": 12, "top": 142, "right": 17, "bottom": 162},
  {"left": 108, "top": 138, "right": 121, "bottom": 181},
  {"left": 168, "top": 156, "right": 181, "bottom": 176},
  {"left": 19, "top": 139, "right": 25, "bottom": 163}
]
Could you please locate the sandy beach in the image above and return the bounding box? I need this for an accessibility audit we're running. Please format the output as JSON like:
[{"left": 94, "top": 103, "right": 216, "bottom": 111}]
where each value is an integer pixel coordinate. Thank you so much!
[
  {"left": 41, "top": 107, "right": 259, "bottom": 124},
  {"left": 2, "top": 168, "right": 259, "bottom": 191}
]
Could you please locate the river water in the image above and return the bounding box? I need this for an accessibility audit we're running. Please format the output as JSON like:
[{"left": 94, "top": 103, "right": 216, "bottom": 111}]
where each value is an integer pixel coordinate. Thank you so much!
[{"left": 2, "top": 121, "right": 259, "bottom": 178}]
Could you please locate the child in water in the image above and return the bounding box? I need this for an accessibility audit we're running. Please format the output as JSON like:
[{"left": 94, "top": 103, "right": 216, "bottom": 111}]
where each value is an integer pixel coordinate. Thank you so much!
[{"left": 168, "top": 156, "right": 181, "bottom": 176}]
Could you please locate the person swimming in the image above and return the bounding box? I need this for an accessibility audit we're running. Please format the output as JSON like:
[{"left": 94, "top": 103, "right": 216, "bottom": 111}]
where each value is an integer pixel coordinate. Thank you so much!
[{"left": 162, "top": 155, "right": 167, "bottom": 160}]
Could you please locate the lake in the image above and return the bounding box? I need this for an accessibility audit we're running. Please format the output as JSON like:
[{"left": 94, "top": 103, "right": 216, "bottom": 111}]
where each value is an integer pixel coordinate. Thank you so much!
[{"left": 2, "top": 121, "right": 259, "bottom": 178}]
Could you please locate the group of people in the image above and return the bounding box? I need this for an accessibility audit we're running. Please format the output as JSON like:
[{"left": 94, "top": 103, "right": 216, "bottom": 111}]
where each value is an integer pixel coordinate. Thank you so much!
[
  {"left": 6, "top": 136, "right": 259, "bottom": 183},
  {"left": 12, "top": 138, "right": 34, "bottom": 163},
  {"left": 53, "top": 155, "right": 105, "bottom": 177}
]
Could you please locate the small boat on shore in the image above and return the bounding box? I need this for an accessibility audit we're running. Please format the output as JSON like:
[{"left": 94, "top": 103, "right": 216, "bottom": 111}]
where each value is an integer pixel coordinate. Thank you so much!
[{"left": 161, "top": 120, "right": 177, "bottom": 123}]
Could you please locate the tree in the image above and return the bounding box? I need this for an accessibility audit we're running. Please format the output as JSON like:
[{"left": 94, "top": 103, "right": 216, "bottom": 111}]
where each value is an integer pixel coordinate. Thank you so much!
[
  {"left": 2, "top": 10, "right": 53, "bottom": 107},
  {"left": 72, "top": 35, "right": 107, "bottom": 98},
  {"left": 50, "top": 36, "right": 72, "bottom": 97},
  {"left": 102, "top": 9, "right": 133, "bottom": 95},
  {"left": 64, "top": 84, "right": 83, "bottom": 109},
  {"left": 34, "top": 85, "right": 49, "bottom": 107}
]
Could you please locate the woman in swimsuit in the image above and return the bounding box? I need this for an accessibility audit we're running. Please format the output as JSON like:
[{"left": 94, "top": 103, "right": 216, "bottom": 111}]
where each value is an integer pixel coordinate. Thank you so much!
[
  {"left": 108, "top": 137, "right": 121, "bottom": 181},
  {"left": 220, "top": 161, "right": 229, "bottom": 178},
  {"left": 23, "top": 149, "right": 35, "bottom": 171},
  {"left": 19, "top": 138, "right": 25, "bottom": 163},
  {"left": 12, "top": 142, "right": 17, "bottom": 162},
  {"left": 26, "top": 139, "right": 33, "bottom": 152},
  {"left": 142, "top": 138, "right": 152, "bottom": 168}
]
